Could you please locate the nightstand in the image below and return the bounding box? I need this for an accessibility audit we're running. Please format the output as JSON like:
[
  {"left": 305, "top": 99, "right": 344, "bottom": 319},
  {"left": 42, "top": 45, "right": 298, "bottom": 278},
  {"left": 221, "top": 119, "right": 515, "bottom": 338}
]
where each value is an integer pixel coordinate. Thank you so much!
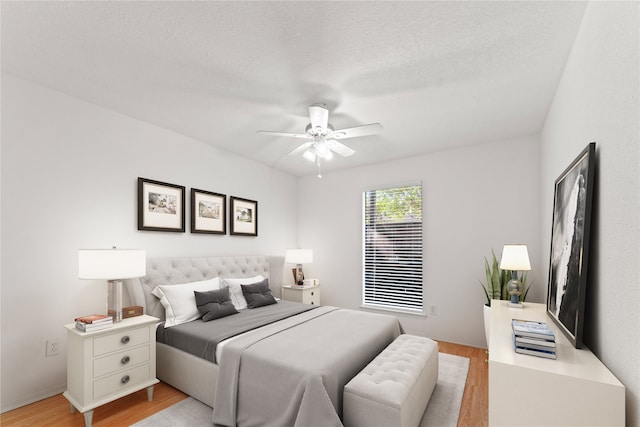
[
  {"left": 63, "top": 315, "right": 160, "bottom": 427},
  {"left": 281, "top": 284, "right": 321, "bottom": 305}
]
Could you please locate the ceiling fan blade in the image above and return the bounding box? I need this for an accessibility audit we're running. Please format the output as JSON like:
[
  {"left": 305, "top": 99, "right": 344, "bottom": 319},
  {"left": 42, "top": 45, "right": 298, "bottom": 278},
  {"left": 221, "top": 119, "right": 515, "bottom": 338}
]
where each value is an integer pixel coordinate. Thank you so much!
[
  {"left": 308, "top": 104, "right": 329, "bottom": 131},
  {"left": 329, "top": 123, "right": 383, "bottom": 139},
  {"left": 327, "top": 139, "right": 356, "bottom": 157},
  {"left": 257, "top": 130, "right": 310, "bottom": 139},
  {"left": 288, "top": 141, "right": 313, "bottom": 156}
]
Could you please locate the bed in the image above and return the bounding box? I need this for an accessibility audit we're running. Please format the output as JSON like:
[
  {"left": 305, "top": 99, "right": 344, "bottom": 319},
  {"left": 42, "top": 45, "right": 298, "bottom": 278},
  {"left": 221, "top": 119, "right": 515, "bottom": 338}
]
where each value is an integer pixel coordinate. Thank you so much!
[{"left": 123, "top": 255, "right": 403, "bottom": 427}]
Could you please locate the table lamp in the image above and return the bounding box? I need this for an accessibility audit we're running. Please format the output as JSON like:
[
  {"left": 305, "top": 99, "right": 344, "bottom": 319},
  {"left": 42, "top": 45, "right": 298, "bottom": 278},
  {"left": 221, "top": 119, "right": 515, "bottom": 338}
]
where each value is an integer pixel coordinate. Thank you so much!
[
  {"left": 285, "top": 249, "right": 313, "bottom": 285},
  {"left": 78, "top": 248, "right": 146, "bottom": 322},
  {"left": 499, "top": 244, "right": 531, "bottom": 307}
]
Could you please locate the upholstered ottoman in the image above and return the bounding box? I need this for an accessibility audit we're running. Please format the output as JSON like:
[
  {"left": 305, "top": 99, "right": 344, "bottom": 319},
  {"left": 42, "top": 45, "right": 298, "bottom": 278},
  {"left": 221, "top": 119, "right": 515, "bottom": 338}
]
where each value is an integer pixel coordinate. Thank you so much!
[{"left": 343, "top": 334, "right": 438, "bottom": 427}]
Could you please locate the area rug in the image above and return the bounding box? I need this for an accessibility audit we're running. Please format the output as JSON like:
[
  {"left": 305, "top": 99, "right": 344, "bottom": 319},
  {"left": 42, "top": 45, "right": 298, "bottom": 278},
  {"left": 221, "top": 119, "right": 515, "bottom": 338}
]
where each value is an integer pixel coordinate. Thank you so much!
[
  {"left": 420, "top": 352, "right": 469, "bottom": 427},
  {"left": 131, "top": 352, "right": 469, "bottom": 427}
]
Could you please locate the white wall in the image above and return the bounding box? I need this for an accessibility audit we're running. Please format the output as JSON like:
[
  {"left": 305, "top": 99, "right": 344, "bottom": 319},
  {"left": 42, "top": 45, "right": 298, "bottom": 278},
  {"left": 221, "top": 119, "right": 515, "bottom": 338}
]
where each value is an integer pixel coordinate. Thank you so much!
[
  {"left": 297, "top": 135, "right": 541, "bottom": 349},
  {"left": 0, "top": 74, "right": 298, "bottom": 411},
  {"left": 540, "top": 2, "right": 639, "bottom": 425}
]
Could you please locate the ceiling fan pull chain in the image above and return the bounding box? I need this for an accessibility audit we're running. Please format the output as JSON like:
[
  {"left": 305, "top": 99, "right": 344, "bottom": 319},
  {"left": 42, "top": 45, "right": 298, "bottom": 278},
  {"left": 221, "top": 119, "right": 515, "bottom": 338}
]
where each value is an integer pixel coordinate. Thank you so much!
[{"left": 316, "top": 156, "right": 323, "bottom": 179}]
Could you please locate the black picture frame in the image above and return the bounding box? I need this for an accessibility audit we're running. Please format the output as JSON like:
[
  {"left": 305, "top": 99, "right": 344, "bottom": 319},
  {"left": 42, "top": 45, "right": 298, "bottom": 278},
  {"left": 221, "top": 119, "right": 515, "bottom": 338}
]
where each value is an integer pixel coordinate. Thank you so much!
[
  {"left": 191, "top": 188, "right": 226, "bottom": 234},
  {"left": 137, "top": 177, "right": 185, "bottom": 232},
  {"left": 229, "top": 196, "right": 258, "bottom": 236},
  {"left": 546, "top": 142, "right": 596, "bottom": 348}
]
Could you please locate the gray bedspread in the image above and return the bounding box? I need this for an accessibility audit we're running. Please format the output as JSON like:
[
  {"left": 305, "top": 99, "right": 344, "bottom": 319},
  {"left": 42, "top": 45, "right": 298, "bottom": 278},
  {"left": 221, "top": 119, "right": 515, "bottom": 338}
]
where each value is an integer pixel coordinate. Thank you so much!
[
  {"left": 156, "top": 301, "right": 316, "bottom": 363},
  {"left": 213, "top": 306, "right": 403, "bottom": 427}
]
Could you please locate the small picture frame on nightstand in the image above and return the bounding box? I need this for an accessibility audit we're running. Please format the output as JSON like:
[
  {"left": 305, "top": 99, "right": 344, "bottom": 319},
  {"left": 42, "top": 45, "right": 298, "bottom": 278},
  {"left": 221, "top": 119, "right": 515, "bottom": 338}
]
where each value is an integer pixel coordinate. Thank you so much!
[{"left": 291, "top": 268, "right": 304, "bottom": 284}]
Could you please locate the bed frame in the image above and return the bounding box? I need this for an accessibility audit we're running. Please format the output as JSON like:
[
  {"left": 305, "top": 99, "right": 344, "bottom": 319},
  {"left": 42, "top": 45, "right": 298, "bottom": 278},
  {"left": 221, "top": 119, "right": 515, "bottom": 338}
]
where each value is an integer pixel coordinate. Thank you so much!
[{"left": 123, "top": 255, "right": 284, "bottom": 406}]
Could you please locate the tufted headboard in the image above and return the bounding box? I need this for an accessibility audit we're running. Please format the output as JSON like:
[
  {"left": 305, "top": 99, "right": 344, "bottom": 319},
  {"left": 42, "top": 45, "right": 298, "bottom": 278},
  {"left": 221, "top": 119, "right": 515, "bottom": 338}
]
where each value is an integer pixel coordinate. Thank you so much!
[{"left": 123, "top": 255, "right": 284, "bottom": 320}]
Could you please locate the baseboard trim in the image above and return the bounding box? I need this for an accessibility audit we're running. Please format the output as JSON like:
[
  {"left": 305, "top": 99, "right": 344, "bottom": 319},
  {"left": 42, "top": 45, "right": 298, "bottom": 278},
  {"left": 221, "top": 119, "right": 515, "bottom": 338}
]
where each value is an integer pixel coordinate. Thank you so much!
[{"left": 1, "top": 385, "right": 66, "bottom": 414}]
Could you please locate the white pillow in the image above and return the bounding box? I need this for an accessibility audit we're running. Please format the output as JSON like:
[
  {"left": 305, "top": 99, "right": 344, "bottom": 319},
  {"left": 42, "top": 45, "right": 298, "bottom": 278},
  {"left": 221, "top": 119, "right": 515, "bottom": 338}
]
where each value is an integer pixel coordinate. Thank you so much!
[
  {"left": 221, "top": 275, "right": 264, "bottom": 310},
  {"left": 151, "top": 277, "right": 221, "bottom": 327}
]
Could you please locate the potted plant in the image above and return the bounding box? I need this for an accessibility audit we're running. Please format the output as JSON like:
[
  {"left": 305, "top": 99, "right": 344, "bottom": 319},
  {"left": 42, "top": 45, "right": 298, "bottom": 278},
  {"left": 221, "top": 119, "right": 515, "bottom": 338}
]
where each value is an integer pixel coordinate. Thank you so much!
[{"left": 480, "top": 249, "right": 531, "bottom": 345}]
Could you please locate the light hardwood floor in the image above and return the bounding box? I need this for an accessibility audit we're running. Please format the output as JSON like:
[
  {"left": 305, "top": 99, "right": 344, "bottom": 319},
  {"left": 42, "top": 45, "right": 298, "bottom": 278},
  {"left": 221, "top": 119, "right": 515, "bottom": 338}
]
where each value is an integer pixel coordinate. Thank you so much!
[
  {"left": 438, "top": 341, "right": 489, "bottom": 427},
  {"left": 0, "top": 341, "right": 488, "bottom": 427}
]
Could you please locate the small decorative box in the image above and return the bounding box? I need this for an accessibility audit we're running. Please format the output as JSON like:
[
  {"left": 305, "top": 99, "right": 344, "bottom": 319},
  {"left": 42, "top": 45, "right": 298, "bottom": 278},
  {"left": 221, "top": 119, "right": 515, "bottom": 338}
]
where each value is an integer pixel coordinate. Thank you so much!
[{"left": 122, "top": 306, "right": 143, "bottom": 318}]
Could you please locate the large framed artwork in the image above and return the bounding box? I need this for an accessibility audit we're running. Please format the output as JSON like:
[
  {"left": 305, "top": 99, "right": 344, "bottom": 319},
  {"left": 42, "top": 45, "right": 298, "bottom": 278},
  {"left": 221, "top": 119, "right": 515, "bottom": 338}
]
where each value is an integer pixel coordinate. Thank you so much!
[
  {"left": 191, "top": 188, "right": 226, "bottom": 234},
  {"left": 546, "top": 142, "right": 596, "bottom": 348},
  {"left": 138, "top": 177, "right": 185, "bottom": 232},
  {"left": 229, "top": 196, "right": 258, "bottom": 236}
]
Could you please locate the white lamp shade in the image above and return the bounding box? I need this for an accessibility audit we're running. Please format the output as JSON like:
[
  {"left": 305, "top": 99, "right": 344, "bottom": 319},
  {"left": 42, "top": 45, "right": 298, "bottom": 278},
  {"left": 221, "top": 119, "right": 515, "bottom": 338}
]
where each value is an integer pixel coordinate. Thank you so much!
[
  {"left": 499, "top": 245, "right": 531, "bottom": 271},
  {"left": 285, "top": 249, "right": 313, "bottom": 264},
  {"left": 79, "top": 249, "right": 146, "bottom": 279}
]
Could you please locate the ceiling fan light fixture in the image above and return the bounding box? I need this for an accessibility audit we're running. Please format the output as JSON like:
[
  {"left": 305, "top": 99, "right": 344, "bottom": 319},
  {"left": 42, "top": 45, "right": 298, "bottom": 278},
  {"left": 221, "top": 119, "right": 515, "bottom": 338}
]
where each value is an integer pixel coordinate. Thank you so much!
[
  {"left": 316, "top": 139, "right": 330, "bottom": 158},
  {"left": 302, "top": 147, "right": 316, "bottom": 162}
]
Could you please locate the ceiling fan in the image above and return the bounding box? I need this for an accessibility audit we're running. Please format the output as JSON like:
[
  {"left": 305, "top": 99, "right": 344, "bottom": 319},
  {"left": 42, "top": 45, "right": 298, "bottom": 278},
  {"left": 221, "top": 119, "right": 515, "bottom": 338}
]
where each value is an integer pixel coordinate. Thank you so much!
[{"left": 257, "top": 103, "right": 383, "bottom": 177}]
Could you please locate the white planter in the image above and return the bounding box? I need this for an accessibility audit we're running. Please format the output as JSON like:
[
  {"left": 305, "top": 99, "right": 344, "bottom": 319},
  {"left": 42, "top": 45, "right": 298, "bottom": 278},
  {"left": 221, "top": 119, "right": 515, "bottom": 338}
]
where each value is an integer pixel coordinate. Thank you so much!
[{"left": 483, "top": 304, "right": 491, "bottom": 347}]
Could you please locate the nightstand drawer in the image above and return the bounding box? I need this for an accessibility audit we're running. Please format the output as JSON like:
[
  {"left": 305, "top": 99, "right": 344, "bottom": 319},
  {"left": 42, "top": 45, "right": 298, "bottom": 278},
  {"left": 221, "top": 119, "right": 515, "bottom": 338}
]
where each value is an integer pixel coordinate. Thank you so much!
[
  {"left": 281, "top": 285, "right": 321, "bottom": 305},
  {"left": 93, "top": 326, "right": 150, "bottom": 356},
  {"left": 93, "top": 345, "right": 150, "bottom": 378},
  {"left": 302, "top": 289, "right": 320, "bottom": 305},
  {"left": 93, "top": 363, "right": 150, "bottom": 400}
]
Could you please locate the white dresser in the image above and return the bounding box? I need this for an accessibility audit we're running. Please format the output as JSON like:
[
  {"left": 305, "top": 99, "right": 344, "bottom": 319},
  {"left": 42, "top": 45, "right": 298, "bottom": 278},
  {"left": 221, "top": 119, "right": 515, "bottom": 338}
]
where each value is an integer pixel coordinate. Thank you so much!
[
  {"left": 63, "top": 315, "right": 159, "bottom": 427},
  {"left": 488, "top": 301, "right": 625, "bottom": 426},
  {"left": 281, "top": 284, "right": 320, "bottom": 305}
]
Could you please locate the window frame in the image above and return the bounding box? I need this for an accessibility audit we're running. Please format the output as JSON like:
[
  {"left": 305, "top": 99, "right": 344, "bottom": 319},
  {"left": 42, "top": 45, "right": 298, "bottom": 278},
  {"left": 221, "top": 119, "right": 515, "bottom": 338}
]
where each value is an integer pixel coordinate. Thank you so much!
[{"left": 361, "top": 184, "right": 424, "bottom": 315}]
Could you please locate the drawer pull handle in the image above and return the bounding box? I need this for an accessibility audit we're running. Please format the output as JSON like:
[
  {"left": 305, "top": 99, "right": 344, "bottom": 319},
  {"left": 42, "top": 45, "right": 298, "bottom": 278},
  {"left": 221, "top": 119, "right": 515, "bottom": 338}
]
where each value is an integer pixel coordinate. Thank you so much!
[
  {"left": 121, "top": 375, "right": 130, "bottom": 384},
  {"left": 121, "top": 336, "right": 130, "bottom": 344},
  {"left": 311, "top": 292, "right": 314, "bottom": 296},
  {"left": 121, "top": 356, "right": 130, "bottom": 365}
]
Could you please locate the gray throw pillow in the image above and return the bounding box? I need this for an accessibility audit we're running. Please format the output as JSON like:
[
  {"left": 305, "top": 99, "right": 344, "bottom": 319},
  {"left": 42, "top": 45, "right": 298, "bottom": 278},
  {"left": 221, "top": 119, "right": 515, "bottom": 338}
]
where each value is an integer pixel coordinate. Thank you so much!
[
  {"left": 241, "top": 279, "right": 277, "bottom": 308},
  {"left": 194, "top": 287, "right": 238, "bottom": 321}
]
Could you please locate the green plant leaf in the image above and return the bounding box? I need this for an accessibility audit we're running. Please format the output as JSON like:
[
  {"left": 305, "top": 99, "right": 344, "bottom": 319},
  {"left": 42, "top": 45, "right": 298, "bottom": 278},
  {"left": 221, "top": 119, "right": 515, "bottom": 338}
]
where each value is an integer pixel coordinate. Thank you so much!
[{"left": 481, "top": 258, "right": 493, "bottom": 305}]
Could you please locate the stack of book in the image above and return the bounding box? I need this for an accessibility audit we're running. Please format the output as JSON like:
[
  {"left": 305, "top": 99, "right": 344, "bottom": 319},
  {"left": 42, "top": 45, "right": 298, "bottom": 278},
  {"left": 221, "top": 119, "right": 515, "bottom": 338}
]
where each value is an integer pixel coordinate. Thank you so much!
[
  {"left": 75, "top": 314, "right": 113, "bottom": 332},
  {"left": 511, "top": 318, "right": 556, "bottom": 359}
]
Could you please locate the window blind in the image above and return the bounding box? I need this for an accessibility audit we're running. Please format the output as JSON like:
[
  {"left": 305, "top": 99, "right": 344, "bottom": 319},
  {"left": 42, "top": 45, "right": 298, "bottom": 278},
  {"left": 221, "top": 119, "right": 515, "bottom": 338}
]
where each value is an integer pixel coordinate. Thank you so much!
[{"left": 363, "top": 185, "right": 423, "bottom": 312}]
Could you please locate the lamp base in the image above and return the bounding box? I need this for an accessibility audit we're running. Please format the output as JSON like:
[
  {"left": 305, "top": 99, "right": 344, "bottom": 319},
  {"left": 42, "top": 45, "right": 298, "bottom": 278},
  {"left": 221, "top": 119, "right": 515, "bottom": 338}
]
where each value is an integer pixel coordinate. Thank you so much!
[
  {"left": 507, "top": 277, "right": 523, "bottom": 308},
  {"left": 508, "top": 292, "right": 523, "bottom": 308},
  {"left": 107, "top": 279, "right": 123, "bottom": 322}
]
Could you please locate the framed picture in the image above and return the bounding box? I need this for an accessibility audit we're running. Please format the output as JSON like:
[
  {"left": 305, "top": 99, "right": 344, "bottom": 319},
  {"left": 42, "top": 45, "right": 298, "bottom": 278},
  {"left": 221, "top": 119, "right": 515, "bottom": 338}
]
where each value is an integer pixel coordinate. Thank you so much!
[
  {"left": 546, "top": 142, "right": 596, "bottom": 348},
  {"left": 191, "top": 188, "right": 226, "bottom": 234},
  {"left": 291, "top": 268, "right": 304, "bottom": 283},
  {"left": 137, "top": 177, "right": 185, "bottom": 232},
  {"left": 229, "top": 196, "right": 258, "bottom": 236}
]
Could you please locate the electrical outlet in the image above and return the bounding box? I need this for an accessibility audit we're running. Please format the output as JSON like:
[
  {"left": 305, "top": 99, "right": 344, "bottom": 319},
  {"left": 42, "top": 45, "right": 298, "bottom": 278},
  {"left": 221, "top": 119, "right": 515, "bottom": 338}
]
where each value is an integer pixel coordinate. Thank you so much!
[
  {"left": 429, "top": 305, "right": 438, "bottom": 316},
  {"left": 45, "top": 338, "right": 60, "bottom": 357}
]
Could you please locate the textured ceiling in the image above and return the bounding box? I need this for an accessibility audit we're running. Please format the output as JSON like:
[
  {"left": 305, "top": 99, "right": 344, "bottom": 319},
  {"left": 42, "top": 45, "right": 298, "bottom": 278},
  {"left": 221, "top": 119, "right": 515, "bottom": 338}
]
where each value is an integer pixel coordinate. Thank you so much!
[{"left": 1, "top": 1, "right": 587, "bottom": 177}]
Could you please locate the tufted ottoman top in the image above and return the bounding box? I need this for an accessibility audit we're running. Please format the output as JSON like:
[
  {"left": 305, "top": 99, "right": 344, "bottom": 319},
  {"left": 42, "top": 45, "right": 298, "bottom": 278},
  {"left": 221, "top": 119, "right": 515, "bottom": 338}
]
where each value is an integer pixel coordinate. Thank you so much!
[{"left": 344, "top": 334, "right": 438, "bottom": 408}]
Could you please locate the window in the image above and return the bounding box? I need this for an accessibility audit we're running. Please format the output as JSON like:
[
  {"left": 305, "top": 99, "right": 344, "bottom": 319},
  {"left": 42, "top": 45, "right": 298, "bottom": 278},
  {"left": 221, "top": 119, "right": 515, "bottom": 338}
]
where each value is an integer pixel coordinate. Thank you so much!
[{"left": 362, "top": 184, "right": 423, "bottom": 313}]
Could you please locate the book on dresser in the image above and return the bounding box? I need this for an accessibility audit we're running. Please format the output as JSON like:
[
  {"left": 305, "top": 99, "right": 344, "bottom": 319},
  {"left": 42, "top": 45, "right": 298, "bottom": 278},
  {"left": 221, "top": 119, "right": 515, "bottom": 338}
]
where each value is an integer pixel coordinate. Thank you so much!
[
  {"left": 75, "top": 313, "right": 113, "bottom": 332},
  {"left": 513, "top": 334, "right": 556, "bottom": 349},
  {"left": 75, "top": 313, "right": 112, "bottom": 324},
  {"left": 511, "top": 319, "right": 555, "bottom": 340},
  {"left": 512, "top": 318, "right": 556, "bottom": 359},
  {"left": 512, "top": 334, "right": 557, "bottom": 358},
  {"left": 515, "top": 346, "right": 557, "bottom": 359}
]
